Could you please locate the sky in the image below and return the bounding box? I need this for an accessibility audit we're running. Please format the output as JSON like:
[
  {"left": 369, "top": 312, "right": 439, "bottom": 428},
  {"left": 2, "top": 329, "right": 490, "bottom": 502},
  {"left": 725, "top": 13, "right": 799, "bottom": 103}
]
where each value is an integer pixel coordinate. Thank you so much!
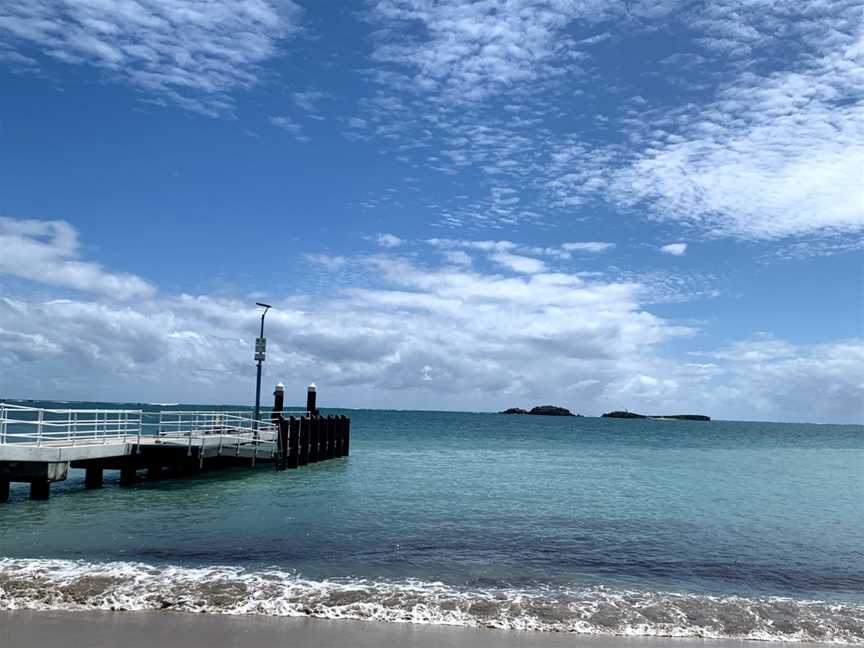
[{"left": 0, "top": 0, "right": 862, "bottom": 423}]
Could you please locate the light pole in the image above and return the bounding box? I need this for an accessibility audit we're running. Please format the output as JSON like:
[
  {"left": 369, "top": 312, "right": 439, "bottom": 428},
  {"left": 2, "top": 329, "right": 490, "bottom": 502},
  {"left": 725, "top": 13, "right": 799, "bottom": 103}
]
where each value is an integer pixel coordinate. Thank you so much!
[{"left": 253, "top": 302, "right": 272, "bottom": 426}]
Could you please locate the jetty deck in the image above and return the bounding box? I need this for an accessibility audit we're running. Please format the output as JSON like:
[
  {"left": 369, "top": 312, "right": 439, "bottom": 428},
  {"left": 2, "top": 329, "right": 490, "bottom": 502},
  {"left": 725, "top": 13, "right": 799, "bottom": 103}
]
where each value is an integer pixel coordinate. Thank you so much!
[{"left": 0, "top": 399, "right": 350, "bottom": 502}]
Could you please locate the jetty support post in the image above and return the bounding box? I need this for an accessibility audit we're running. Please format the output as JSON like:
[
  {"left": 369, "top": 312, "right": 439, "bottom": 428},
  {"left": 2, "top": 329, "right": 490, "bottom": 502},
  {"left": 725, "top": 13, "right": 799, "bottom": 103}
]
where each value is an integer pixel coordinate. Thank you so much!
[
  {"left": 119, "top": 462, "right": 137, "bottom": 487},
  {"left": 298, "top": 417, "right": 309, "bottom": 466},
  {"left": 319, "top": 417, "right": 329, "bottom": 461},
  {"left": 0, "top": 480, "right": 9, "bottom": 503},
  {"left": 85, "top": 465, "right": 104, "bottom": 489},
  {"left": 306, "top": 383, "right": 317, "bottom": 414},
  {"left": 276, "top": 417, "right": 289, "bottom": 471},
  {"left": 30, "top": 479, "right": 49, "bottom": 500},
  {"left": 308, "top": 416, "right": 319, "bottom": 464},
  {"left": 343, "top": 415, "right": 350, "bottom": 456},
  {"left": 287, "top": 417, "right": 299, "bottom": 469},
  {"left": 335, "top": 416, "right": 346, "bottom": 457},
  {"left": 326, "top": 416, "right": 336, "bottom": 460},
  {"left": 272, "top": 383, "right": 284, "bottom": 422}
]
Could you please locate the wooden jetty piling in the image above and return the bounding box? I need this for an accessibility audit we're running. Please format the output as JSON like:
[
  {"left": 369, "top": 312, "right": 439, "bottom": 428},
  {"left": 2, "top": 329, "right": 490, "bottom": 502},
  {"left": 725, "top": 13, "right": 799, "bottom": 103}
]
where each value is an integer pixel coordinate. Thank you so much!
[
  {"left": 287, "top": 417, "right": 300, "bottom": 469},
  {"left": 326, "top": 416, "right": 335, "bottom": 460},
  {"left": 271, "top": 383, "right": 285, "bottom": 422},
  {"left": 308, "top": 416, "right": 320, "bottom": 464},
  {"left": 85, "top": 465, "right": 104, "bottom": 489},
  {"left": 0, "top": 384, "right": 350, "bottom": 502},
  {"left": 306, "top": 383, "right": 317, "bottom": 415},
  {"left": 298, "top": 417, "right": 309, "bottom": 466},
  {"left": 342, "top": 416, "right": 351, "bottom": 457}
]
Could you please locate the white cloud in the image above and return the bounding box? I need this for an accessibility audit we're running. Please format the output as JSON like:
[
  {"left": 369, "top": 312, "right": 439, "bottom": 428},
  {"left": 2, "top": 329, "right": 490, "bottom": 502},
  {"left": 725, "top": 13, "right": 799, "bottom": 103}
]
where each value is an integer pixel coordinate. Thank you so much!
[
  {"left": 305, "top": 253, "right": 347, "bottom": 271},
  {"left": 361, "top": 0, "right": 863, "bottom": 246},
  {"left": 660, "top": 243, "right": 687, "bottom": 256},
  {"left": 442, "top": 250, "right": 473, "bottom": 266},
  {"left": 369, "top": 0, "right": 609, "bottom": 102},
  {"left": 691, "top": 336, "right": 864, "bottom": 424},
  {"left": 293, "top": 90, "right": 327, "bottom": 113},
  {"left": 269, "top": 115, "right": 309, "bottom": 142},
  {"left": 608, "top": 30, "right": 864, "bottom": 240},
  {"left": 0, "top": 220, "right": 859, "bottom": 422},
  {"left": 0, "top": 0, "right": 301, "bottom": 116},
  {"left": 376, "top": 233, "right": 403, "bottom": 248},
  {"left": 489, "top": 252, "right": 547, "bottom": 274},
  {"left": 561, "top": 242, "right": 615, "bottom": 253},
  {"left": 0, "top": 217, "right": 155, "bottom": 299}
]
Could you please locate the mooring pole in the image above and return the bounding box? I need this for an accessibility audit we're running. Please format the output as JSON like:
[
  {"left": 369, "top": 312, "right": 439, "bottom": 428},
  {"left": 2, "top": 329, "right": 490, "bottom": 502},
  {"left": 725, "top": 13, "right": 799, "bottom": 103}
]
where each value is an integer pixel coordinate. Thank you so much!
[
  {"left": 272, "top": 382, "right": 284, "bottom": 422},
  {"left": 306, "top": 383, "right": 317, "bottom": 414},
  {"left": 252, "top": 303, "right": 272, "bottom": 428}
]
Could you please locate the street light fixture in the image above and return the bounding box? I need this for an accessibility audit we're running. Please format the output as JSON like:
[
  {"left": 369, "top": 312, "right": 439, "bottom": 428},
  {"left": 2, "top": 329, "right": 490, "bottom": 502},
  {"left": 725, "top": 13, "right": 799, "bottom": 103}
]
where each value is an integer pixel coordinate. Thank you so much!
[{"left": 253, "top": 302, "right": 272, "bottom": 426}]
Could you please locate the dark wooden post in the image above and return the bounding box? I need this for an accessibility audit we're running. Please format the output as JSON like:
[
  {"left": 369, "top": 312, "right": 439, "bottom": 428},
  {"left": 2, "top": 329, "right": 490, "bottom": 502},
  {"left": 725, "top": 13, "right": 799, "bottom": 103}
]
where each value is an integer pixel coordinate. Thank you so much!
[
  {"left": 319, "top": 416, "right": 329, "bottom": 460},
  {"left": 339, "top": 416, "right": 348, "bottom": 457},
  {"left": 307, "top": 416, "right": 319, "bottom": 463},
  {"left": 30, "top": 479, "right": 50, "bottom": 500},
  {"left": 85, "top": 465, "right": 104, "bottom": 488},
  {"left": 306, "top": 383, "right": 317, "bottom": 414},
  {"left": 120, "top": 463, "right": 136, "bottom": 486},
  {"left": 146, "top": 465, "right": 162, "bottom": 481},
  {"left": 0, "top": 480, "right": 9, "bottom": 503},
  {"left": 343, "top": 415, "right": 350, "bottom": 456},
  {"left": 332, "top": 417, "right": 342, "bottom": 457},
  {"left": 277, "top": 417, "right": 289, "bottom": 470},
  {"left": 272, "top": 383, "right": 285, "bottom": 422},
  {"left": 287, "top": 416, "right": 300, "bottom": 469},
  {"left": 298, "top": 416, "right": 309, "bottom": 466},
  {"left": 325, "top": 416, "right": 335, "bottom": 460}
]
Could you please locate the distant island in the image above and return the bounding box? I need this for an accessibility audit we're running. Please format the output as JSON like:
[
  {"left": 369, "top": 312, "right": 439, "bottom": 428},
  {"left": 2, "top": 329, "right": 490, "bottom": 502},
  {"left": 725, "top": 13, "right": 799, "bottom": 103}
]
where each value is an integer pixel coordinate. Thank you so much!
[
  {"left": 602, "top": 411, "right": 710, "bottom": 421},
  {"left": 502, "top": 405, "right": 577, "bottom": 417}
]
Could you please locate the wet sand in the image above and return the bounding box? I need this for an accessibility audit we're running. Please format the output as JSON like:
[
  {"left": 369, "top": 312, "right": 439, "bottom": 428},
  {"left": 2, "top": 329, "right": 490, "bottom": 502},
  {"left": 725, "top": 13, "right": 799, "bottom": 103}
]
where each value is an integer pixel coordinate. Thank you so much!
[{"left": 0, "top": 611, "right": 828, "bottom": 648}]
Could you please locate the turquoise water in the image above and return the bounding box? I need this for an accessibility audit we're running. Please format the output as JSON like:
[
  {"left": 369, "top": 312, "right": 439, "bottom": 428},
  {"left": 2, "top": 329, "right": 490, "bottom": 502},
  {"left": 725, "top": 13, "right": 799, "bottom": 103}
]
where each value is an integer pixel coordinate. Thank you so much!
[{"left": 1, "top": 404, "right": 863, "bottom": 641}]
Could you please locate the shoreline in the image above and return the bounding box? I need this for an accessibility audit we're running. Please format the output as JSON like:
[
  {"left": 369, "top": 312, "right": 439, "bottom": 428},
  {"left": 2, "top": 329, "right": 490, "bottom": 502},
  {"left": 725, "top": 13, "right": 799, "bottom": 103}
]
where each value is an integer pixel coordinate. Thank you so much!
[{"left": 0, "top": 610, "right": 836, "bottom": 648}]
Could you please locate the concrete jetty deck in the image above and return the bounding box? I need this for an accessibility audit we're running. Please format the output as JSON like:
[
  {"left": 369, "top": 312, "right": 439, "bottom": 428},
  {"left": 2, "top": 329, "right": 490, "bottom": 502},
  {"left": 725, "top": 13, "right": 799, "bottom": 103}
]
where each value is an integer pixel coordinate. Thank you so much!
[{"left": 0, "top": 400, "right": 350, "bottom": 502}]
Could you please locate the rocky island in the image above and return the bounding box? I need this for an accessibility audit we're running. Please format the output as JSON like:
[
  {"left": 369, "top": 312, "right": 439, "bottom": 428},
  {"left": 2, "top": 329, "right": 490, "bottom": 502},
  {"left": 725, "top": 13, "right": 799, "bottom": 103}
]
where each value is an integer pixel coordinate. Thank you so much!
[
  {"left": 602, "top": 411, "right": 710, "bottom": 421},
  {"left": 502, "top": 405, "right": 576, "bottom": 417}
]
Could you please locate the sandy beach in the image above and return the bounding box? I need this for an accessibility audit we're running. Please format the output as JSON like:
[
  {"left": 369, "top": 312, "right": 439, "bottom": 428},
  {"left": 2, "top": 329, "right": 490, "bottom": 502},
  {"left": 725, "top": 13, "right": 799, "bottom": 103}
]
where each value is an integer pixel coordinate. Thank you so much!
[{"left": 0, "top": 611, "right": 831, "bottom": 648}]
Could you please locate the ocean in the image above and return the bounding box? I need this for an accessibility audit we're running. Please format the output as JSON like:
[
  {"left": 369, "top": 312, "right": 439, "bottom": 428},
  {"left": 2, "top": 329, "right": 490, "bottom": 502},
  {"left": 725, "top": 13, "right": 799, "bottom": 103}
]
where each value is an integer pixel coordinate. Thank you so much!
[{"left": 1, "top": 403, "right": 862, "bottom": 643}]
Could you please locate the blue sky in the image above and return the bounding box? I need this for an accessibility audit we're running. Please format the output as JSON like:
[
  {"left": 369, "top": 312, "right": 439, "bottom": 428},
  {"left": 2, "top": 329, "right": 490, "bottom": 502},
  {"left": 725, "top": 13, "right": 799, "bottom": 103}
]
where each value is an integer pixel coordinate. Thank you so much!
[{"left": 0, "top": 0, "right": 861, "bottom": 422}]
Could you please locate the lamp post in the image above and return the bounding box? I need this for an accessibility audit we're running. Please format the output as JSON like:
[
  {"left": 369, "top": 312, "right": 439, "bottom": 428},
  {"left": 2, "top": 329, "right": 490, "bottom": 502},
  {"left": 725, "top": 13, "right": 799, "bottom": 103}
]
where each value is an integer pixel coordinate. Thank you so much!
[{"left": 253, "top": 302, "right": 272, "bottom": 426}]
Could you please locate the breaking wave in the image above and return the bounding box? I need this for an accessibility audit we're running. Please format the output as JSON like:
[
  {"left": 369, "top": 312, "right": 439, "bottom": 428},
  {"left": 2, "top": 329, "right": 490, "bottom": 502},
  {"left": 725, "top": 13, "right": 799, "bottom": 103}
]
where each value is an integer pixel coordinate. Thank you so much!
[{"left": 1, "top": 558, "right": 862, "bottom": 643}]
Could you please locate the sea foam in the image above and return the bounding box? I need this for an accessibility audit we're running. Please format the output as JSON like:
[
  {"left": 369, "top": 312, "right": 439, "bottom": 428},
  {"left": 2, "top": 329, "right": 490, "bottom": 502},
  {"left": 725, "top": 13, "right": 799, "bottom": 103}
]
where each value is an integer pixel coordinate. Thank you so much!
[{"left": 1, "top": 558, "right": 862, "bottom": 643}]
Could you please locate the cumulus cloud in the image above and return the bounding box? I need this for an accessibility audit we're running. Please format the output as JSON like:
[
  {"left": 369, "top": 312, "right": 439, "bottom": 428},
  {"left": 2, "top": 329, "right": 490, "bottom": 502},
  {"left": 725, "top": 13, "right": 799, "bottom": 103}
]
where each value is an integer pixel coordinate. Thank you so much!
[
  {"left": 0, "top": 217, "right": 155, "bottom": 299},
  {"left": 376, "top": 233, "right": 403, "bottom": 248},
  {"left": 0, "top": 0, "right": 301, "bottom": 115},
  {"left": 489, "top": 252, "right": 547, "bottom": 274},
  {"left": 0, "top": 221, "right": 859, "bottom": 422},
  {"left": 660, "top": 243, "right": 687, "bottom": 256},
  {"left": 691, "top": 336, "right": 864, "bottom": 424}
]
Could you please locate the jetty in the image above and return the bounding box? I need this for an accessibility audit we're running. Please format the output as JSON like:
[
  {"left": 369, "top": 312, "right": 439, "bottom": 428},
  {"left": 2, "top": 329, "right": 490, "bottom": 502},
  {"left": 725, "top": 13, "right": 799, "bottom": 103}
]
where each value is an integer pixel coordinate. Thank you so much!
[{"left": 0, "top": 384, "right": 350, "bottom": 503}]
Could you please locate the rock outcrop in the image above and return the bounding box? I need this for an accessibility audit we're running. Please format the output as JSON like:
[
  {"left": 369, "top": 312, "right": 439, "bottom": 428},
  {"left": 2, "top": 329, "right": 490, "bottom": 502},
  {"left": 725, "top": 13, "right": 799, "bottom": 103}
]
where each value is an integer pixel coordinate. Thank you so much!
[
  {"left": 602, "top": 411, "right": 710, "bottom": 421},
  {"left": 502, "top": 405, "right": 575, "bottom": 416}
]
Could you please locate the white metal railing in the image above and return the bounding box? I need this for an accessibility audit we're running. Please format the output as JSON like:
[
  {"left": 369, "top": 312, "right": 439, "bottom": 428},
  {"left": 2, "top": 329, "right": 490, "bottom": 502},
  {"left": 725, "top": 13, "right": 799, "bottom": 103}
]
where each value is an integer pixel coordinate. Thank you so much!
[
  {"left": 0, "top": 403, "right": 283, "bottom": 451},
  {"left": 0, "top": 403, "right": 143, "bottom": 447}
]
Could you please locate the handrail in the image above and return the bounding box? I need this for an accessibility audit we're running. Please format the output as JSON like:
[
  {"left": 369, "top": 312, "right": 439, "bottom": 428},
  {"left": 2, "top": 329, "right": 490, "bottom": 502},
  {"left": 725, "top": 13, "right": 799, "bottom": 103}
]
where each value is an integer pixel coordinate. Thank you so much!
[{"left": 0, "top": 403, "right": 280, "bottom": 449}]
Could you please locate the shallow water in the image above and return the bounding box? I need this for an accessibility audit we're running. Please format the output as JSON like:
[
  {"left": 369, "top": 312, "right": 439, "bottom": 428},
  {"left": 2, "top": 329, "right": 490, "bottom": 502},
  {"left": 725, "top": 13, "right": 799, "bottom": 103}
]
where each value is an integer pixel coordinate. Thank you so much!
[{"left": 1, "top": 405, "right": 862, "bottom": 642}]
